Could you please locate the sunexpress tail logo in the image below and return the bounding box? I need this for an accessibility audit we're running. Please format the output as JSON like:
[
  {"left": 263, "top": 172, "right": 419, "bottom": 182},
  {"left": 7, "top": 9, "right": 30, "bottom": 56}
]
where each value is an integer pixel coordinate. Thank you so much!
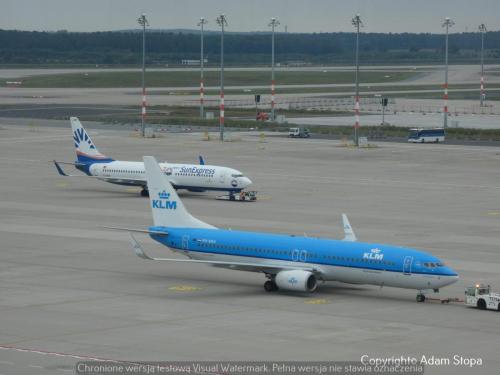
[
  {"left": 152, "top": 190, "right": 177, "bottom": 210},
  {"left": 73, "top": 128, "right": 95, "bottom": 149}
]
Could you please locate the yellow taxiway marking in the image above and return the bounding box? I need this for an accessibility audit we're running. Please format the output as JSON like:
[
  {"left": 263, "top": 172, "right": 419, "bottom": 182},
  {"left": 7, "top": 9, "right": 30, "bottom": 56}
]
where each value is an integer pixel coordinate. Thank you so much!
[
  {"left": 304, "top": 298, "right": 329, "bottom": 305},
  {"left": 168, "top": 285, "right": 202, "bottom": 292},
  {"left": 486, "top": 212, "right": 500, "bottom": 216},
  {"left": 56, "top": 182, "right": 69, "bottom": 188}
]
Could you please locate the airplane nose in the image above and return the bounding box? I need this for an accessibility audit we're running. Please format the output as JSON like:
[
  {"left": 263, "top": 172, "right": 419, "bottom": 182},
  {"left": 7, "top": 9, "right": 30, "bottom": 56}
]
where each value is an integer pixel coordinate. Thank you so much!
[{"left": 241, "top": 177, "right": 252, "bottom": 187}]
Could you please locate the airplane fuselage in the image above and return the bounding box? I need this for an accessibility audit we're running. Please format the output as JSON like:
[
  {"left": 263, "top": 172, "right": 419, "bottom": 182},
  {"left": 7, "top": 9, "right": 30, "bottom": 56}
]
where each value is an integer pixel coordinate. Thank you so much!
[
  {"left": 150, "top": 227, "right": 458, "bottom": 291},
  {"left": 77, "top": 161, "right": 251, "bottom": 192}
]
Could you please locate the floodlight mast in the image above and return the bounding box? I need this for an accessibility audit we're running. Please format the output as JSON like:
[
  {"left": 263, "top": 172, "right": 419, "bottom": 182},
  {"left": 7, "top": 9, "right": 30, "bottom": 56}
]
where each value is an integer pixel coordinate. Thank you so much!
[
  {"left": 137, "top": 13, "right": 149, "bottom": 137},
  {"left": 198, "top": 17, "right": 208, "bottom": 119},
  {"left": 352, "top": 14, "right": 363, "bottom": 147},
  {"left": 216, "top": 14, "right": 228, "bottom": 141},
  {"left": 479, "top": 23, "right": 487, "bottom": 107},
  {"left": 442, "top": 17, "right": 454, "bottom": 128},
  {"left": 269, "top": 17, "right": 280, "bottom": 121}
]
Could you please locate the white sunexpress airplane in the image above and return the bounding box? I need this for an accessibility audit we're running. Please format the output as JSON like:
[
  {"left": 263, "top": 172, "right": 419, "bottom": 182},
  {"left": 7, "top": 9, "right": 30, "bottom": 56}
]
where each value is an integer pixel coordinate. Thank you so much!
[
  {"left": 53, "top": 117, "right": 252, "bottom": 197},
  {"left": 116, "top": 156, "right": 459, "bottom": 302}
]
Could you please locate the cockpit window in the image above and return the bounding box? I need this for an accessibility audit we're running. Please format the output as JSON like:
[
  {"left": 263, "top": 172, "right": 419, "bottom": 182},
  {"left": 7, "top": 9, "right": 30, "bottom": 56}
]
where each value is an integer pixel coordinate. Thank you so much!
[
  {"left": 423, "top": 262, "right": 441, "bottom": 268},
  {"left": 231, "top": 174, "right": 244, "bottom": 178}
]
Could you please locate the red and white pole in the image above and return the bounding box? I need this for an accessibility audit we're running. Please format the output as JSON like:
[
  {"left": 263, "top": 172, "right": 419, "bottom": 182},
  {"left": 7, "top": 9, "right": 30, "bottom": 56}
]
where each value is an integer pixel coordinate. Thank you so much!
[
  {"left": 200, "top": 79, "right": 204, "bottom": 114},
  {"left": 443, "top": 83, "right": 448, "bottom": 120},
  {"left": 271, "top": 79, "right": 276, "bottom": 117},
  {"left": 220, "top": 91, "right": 225, "bottom": 140},
  {"left": 142, "top": 87, "right": 147, "bottom": 122},
  {"left": 480, "top": 75, "right": 485, "bottom": 106}
]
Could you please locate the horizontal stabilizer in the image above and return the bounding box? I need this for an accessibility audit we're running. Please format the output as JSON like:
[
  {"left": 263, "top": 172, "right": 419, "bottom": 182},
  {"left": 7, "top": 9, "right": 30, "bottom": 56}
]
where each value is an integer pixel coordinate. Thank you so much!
[
  {"left": 53, "top": 160, "right": 69, "bottom": 176},
  {"left": 342, "top": 214, "right": 357, "bottom": 242}
]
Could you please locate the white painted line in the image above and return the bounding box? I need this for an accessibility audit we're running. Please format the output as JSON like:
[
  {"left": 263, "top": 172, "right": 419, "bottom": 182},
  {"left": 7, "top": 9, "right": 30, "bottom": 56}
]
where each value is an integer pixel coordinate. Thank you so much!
[
  {"left": 0, "top": 361, "right": 15, "bottom": 365},
  {"left": 29, "top": 365, "right": 44, "bottom": 369}
]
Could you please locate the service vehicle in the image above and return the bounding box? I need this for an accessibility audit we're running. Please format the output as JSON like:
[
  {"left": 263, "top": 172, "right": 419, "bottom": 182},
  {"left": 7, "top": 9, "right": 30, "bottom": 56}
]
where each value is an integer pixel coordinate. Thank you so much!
[
  {"left": 216, "top": 190, "right": 258, "bottom": 202},
  {"left": 289, "top": 127, "right": 310, "bottom": 138},
  {"left": 465, "top": 284, "right": 500, "bottom": 311},
  {"left": 408, "top": 128, "right": 445, "bottom": 143}
]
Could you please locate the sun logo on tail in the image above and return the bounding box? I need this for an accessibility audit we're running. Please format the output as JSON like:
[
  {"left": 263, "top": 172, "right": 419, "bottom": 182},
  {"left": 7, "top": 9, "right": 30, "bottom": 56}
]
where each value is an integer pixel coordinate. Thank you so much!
[{"left": 73, "top": 128, "right": 95, "bottom": 149}]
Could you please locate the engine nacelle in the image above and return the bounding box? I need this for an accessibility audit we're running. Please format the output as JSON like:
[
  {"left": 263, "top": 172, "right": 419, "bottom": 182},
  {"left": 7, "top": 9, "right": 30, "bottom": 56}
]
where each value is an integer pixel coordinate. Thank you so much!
[{"left": 275, "top": 270, "right": 317, "bottom": 292}]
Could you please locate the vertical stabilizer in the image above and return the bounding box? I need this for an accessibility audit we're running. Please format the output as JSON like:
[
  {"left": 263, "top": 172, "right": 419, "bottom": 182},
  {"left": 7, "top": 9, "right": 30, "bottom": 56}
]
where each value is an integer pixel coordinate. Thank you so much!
[
  {"left": 143, "top": 156, "right": 216, "bottom": 229},
  {"left": 70, "top": 117, "right": 113, "bottom": 163}
]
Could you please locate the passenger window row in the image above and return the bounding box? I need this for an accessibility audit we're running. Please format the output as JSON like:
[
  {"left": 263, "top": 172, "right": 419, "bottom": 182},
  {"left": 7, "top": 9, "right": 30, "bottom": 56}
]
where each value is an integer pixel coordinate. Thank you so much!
[{"left": 193, "top": 240, "right": 396, "bottom": 266}]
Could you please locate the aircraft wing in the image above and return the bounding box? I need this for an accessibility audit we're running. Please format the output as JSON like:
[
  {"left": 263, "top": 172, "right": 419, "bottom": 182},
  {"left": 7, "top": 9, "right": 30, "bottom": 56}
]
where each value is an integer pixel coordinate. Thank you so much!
[{"left": 129, "top": 233, "right": 323, "bottom": 274}]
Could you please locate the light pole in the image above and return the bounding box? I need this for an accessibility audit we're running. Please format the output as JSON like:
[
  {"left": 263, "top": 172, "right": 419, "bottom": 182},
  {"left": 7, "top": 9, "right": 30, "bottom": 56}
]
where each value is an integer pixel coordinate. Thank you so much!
[
  {"left": 137, "top": 13, "right": 149, "bottom": 137},
  {"left": 442, "top": 17, "right": 454, "bottom": 128},
  {"left": 479, "top": 23, "right": 487, "bottom": 107},
  {"left": 198, "top": 17, "right": 208, "bottom": 119},
  {"left": 216, "top": 14, "right": 228, "bottom": 141},
  {"left": 269, "top": 17, "right": 280, "bottom": 121},
  {"left": 352, "top": 14, "right": 363, "bottom": 146}
]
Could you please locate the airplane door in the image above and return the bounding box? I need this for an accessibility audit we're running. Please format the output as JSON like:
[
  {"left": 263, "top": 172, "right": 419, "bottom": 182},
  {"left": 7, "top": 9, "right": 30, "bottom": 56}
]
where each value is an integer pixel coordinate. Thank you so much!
[
  {"left": 299, "top": 250, "right": 307, "bottom": 262},
  {"left": 292, "top": 249, "right": 299, "bottom": 261},
  {"left": 403, "top": 256, "right": 413, "bottom": 274},
  {"left": 182, "top": 235, "right": 189, "bottom": 250}
]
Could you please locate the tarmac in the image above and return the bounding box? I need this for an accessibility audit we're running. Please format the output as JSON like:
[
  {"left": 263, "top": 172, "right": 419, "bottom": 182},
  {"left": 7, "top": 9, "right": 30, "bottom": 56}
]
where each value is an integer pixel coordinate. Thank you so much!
[{"left": 0, "top": 122, "right": 499, "bottom": 375}]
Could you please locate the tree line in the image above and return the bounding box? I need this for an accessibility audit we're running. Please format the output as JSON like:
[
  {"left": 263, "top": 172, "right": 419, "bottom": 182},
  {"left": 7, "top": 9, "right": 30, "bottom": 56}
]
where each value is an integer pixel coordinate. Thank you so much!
[{"left": 0, "top": 29, "right": 499, "bottom": 65}]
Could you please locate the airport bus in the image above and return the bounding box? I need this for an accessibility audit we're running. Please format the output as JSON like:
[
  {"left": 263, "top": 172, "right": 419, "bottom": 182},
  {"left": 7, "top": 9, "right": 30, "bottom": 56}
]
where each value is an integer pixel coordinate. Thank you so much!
[{"left": 408, "top": 128, "right": 445, "bottom": 143}]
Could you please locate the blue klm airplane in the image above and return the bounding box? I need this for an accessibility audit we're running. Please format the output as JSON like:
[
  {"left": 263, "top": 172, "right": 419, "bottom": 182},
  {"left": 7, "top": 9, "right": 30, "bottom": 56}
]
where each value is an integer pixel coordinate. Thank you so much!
[{"left": 120, "top": 156, "right": 458, "bottom": 302}]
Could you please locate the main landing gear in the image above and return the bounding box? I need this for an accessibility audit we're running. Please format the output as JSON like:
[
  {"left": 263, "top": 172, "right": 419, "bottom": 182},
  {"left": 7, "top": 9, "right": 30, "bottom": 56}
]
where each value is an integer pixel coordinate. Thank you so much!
[
  {"left": 140, "top": 188, "right": 149, "bottom": 197},
  {"left": 264, "top": 275, "right": 279, "bottom": 292},
  {"left": 416, "top": 293, "right": 426, "bottom": 303}
]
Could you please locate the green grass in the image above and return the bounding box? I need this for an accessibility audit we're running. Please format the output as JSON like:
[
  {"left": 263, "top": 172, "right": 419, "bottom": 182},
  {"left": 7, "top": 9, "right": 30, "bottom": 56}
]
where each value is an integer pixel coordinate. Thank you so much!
[{"left": 2, "top": 70, "right": 417, "bottom": 88}]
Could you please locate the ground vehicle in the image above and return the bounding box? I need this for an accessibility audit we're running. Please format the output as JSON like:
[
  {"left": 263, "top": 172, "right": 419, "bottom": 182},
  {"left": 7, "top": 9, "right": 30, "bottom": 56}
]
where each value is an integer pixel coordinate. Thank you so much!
[
  {"left": 408, "top": 128, "right": 445, "bottom": 143},
  {"left": 289, "top": 127, "right": 310, "bottom": 138},
  {"left": 256, "top": 112, "right": 269, "bottom": 121},
  {"left": 465, "top": 284, "right": 500, "bottom": 311},
  {"left": 216, "top": 190, "right": 258, "bottom": 202}
]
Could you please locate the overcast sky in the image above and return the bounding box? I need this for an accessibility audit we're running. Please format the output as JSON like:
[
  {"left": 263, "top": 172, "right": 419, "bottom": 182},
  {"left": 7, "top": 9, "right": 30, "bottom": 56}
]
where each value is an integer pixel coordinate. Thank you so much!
[{"left": 1, "top": 0, "right": 499, "bottom": 33}]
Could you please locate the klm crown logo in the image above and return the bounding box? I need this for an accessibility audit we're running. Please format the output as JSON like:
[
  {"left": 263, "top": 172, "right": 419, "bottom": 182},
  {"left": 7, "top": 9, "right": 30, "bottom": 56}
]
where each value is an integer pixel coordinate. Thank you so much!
[
  {"left": 158, "top": 191, "right": 170, "bottom": 199},
  {"left": 73, "top": 128, "right": 95, "bottom": 149},
  {"left": 152, "top": 190, "right": 177, "bottom": 210},
  {"left": 363, "top": 248, "right": 384, "bottom": 260}
]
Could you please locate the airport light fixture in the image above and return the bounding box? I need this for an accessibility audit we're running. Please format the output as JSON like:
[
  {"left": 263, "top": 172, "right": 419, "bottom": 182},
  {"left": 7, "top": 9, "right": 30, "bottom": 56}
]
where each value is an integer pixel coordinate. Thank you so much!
[
  {"left": 479, "top": 23, "right": 487, "bottom": 107},
  {"left": 216, "top": 13, "right": 228, "bottom": 141},
  {"left": 198, "top": 17, "right": 208, "bottom": 119},
  {"left": 137, "top": 13, "right": 149, "bottom": 137},
  {"left": 269, "top": 17, "right": 280, "bottom": 121},
  {"left": 351, "top": 14, "right": 363, "bottom": 146},
  {"left": 442, "top": 17, "right": 454, "bottom": 128}
]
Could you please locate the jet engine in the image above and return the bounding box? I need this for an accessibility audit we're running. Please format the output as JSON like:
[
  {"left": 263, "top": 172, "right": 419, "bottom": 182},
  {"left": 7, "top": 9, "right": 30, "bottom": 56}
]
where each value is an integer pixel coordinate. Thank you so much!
[{"left": 275, "top": 270, "right": 317, "bottom": 292}]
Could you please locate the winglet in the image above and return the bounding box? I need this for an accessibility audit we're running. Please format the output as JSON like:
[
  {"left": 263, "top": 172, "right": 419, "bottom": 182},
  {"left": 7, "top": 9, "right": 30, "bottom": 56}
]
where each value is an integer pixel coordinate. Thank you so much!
[
  {"left": 199, "top": 155, "right": 205, "bottom": 165},
  {"left": 53, "top": 160, "right": 69, "bottom": 176},
  {"left": 129, "top": 233, "right": 154, "bottom": 260},
  {"left": 342, "top": 214, "right": 357, "bottom": 242}
]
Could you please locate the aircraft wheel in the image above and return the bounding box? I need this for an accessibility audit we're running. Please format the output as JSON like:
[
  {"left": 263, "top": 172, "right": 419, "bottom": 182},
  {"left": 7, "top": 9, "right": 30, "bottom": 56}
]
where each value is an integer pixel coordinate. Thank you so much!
[
  {"left": 416, "top": 294, "right": 426, "bottom": 303},
  {"left": 477, "top": 299, "right": 486, "bottom": 310},
  {"left": 140, "top": 189, "right": 149, "bottom": 197},
  {"left": 264, "top": 280, "right": 278, "bottom": 292}
]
